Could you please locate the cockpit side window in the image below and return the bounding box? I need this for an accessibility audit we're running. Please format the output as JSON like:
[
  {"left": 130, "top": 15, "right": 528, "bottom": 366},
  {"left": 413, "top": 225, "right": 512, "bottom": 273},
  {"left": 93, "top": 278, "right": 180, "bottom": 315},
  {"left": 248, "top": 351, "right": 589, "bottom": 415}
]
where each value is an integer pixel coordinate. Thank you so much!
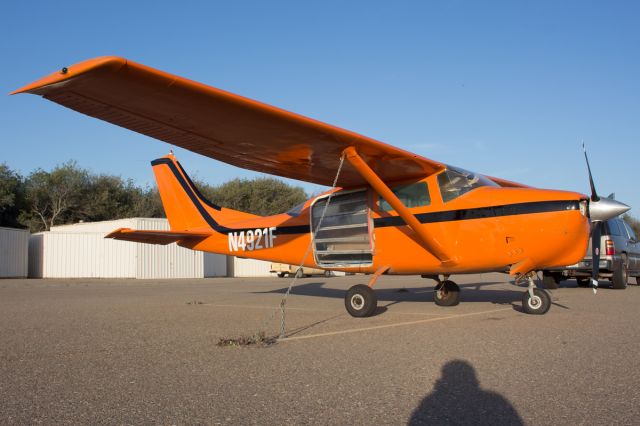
[
  {"left": 286, "top": 201, "right": 306, "bottom": 217},
  {"left": 437, "top": 167, "right": 498, "bottom": 203},
  {"left": 379, "top": 182, "right": 431, "bottom": 212}
]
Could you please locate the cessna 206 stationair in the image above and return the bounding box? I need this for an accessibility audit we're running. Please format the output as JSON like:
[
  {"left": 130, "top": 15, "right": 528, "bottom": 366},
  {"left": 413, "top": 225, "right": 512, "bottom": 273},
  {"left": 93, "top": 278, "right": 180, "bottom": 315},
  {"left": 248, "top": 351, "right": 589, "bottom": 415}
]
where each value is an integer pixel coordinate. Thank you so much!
[{"left": 13, "top": 57, "right": 630, "bottom": 317}]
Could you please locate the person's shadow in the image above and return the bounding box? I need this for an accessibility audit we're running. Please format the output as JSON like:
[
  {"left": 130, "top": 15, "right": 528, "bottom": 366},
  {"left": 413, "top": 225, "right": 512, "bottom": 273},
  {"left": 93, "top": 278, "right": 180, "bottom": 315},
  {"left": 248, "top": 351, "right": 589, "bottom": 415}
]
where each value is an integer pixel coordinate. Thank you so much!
[{"left": 408, "top": 360, "right": 523, "bottom": 425}]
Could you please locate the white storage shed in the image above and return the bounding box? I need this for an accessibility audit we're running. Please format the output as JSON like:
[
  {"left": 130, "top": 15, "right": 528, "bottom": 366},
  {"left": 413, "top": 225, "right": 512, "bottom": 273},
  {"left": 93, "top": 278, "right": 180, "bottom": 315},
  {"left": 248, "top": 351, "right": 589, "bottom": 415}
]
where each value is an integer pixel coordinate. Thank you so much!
[
  {"left": 228, "top": 256, "right": 275, "bottom": 277},
  {"left": 29, "top": 218, "right": 227, "bottom": 279},
  {"left": 0, "top": 227, "right": 29, "bottom": 278}
]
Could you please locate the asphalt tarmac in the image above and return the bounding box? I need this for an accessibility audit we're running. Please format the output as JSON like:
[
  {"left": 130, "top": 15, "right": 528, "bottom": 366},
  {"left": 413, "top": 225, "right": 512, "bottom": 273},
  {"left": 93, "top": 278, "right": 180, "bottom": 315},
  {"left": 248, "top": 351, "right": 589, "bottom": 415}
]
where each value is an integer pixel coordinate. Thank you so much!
[{"left": 1, "top": 273, "right": 640, "bottom": 425}]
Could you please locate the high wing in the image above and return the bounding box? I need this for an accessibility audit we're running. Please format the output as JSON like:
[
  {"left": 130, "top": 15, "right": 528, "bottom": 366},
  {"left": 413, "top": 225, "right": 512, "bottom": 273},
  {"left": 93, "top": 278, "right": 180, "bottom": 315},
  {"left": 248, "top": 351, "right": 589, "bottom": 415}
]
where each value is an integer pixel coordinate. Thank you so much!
[
  {"left": 13, "top": 56, "right": 527, "bottom": 188},
  {"left": 12, "top": 56, "right": 445, "bottom": 187},
  {"left": 105, "top": 228, "right": 211, "bottom": 245}
]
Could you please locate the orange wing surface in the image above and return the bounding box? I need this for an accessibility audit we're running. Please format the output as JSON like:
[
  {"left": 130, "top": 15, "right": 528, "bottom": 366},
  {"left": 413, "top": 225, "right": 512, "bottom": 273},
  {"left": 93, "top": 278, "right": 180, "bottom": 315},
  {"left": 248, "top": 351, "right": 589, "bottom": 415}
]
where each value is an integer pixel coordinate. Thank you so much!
[{"left": 13, "top": 56, "right": 447, "bottom": 187}]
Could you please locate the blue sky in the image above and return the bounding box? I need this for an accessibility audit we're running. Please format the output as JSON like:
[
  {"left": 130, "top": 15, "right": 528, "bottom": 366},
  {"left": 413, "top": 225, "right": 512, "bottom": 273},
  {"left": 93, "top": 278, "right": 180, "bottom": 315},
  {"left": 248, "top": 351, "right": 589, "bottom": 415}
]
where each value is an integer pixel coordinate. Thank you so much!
[{"left": 2, "top": 1, "right": 639, "bottom": 213}]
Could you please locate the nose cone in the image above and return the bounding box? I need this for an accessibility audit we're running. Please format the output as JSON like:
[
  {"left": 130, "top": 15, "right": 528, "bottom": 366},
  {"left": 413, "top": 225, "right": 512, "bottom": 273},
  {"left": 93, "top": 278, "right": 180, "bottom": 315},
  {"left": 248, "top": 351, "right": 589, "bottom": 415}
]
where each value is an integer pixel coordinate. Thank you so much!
[{"left": 589, "top": 197, "right": 631, "bottom": 221}]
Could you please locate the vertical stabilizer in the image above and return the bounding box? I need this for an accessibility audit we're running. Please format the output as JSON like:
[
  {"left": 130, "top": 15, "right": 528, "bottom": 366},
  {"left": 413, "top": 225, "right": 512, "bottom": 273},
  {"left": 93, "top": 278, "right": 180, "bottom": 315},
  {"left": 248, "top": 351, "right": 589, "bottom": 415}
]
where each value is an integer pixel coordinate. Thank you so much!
[{"left": 151, "top": 154, "right": 260, "bottom": 231}]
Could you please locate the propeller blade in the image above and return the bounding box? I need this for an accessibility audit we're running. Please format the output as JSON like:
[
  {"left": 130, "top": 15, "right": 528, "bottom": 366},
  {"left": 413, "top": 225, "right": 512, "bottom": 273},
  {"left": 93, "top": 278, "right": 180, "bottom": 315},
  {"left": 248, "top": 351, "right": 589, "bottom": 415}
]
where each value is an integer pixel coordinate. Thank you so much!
[
  {"left": 582, "top": 143, "right": 600, "bottom": 202},
  {"left": 591, "top": 221, "right": 602, "bottom": 294}
]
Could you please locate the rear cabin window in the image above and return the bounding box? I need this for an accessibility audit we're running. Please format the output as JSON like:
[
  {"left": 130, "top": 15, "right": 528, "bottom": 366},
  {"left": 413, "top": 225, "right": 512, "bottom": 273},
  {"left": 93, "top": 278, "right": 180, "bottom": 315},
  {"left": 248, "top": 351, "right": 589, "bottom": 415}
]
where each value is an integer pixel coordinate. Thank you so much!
[
  {"left": 437, "top": 167, "right": 498, "bottom": 203},
  {"left": 379, "top": 182, "right": 430, "bottom": 212}
]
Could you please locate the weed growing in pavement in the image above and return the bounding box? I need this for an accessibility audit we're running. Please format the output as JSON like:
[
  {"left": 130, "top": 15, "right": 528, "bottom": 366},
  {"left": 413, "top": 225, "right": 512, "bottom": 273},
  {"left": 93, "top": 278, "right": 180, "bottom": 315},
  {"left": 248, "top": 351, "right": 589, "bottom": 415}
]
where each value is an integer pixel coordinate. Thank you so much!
[{"left": 217, "top": 331, "right": 277, "bottom": 348}]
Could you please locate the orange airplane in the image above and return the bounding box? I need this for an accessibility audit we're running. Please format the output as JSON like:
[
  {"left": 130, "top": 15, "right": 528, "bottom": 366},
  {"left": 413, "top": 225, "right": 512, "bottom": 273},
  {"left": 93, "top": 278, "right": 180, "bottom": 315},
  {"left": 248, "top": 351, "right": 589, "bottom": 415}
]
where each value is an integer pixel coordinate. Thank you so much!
[{"left": 13, "top": 57, "right": 630, "bottom": 317}]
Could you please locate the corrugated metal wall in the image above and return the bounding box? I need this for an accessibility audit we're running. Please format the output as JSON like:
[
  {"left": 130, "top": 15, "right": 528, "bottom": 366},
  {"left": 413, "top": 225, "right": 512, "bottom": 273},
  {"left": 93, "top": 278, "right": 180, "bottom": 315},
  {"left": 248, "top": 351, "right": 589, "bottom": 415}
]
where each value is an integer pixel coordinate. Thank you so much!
[
  {"left": 132, "top": 219, "right": 204, "bottom": 279},
  {"left": 32, "top": 232, "right": 137, "bottom": 278},
  {"left": 30, "top": 218, "right": 218, "bottom": 279},
  {"left": 229, "top": 256, "right": 275, "bottom": 277},
  {"left": 0, "top": 227, "right": 29, "bottom": 278}
]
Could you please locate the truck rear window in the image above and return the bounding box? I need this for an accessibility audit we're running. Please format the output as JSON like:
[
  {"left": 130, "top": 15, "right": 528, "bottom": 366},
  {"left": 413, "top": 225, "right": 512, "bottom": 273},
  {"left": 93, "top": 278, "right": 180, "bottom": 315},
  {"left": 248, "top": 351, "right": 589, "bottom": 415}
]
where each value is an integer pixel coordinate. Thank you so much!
[{"left": 605, "top": 219, "right": 624, "bottom": 236}]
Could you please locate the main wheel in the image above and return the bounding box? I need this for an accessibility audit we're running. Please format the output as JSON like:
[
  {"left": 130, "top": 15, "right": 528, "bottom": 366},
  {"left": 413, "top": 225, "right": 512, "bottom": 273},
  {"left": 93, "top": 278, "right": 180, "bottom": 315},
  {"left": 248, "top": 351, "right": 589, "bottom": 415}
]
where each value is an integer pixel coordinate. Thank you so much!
[
  {"left": 576, "top": 277, "right": 590, "bottom": 287},
  {"left": 277, "top": 272, "right": 286, "bottom": 278},
  {"left": 542, "top": 272, "right": 560, "bottom": 289},
  {"left": 345, "top": 285, "right": 377, "bottom": 317},
  {"left": 522, "top": 288, "right": 551, "bottom": 315},
  {"left": 434, "top": 280, "right": 460, "bottom": 307},
  {"left": 611, "top": 255, "right": 628, "bottom": 289},
  {"left": 636, "top": 276, "right": 640, "bottom": 286}
]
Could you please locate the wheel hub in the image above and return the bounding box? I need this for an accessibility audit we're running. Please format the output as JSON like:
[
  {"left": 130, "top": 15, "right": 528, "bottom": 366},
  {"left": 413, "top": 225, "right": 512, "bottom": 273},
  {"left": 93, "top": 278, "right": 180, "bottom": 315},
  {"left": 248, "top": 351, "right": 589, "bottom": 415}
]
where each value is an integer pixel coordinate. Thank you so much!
[
  {"left": 351, "top": 294, "right": 365, "bottom": 310},
  {"left": 528, "top": 295, "right": 541, "bottom": 309}
]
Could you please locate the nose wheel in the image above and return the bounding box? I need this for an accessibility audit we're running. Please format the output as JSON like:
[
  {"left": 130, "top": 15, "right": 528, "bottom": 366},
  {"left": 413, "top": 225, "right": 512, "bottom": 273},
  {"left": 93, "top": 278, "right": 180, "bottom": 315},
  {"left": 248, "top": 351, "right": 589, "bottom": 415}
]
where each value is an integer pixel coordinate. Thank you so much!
[
  {"left": 520, "top": 273, "right": 551, "bottom": 315},
  {"left": 522, "top": 288, "right": 551, "bottom": 314}
]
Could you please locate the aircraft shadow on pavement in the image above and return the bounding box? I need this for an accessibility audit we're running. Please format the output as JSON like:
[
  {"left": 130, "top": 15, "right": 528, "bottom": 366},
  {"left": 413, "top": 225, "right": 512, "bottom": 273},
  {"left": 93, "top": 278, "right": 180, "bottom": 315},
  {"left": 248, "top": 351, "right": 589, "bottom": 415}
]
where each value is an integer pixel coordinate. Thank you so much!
[
  {"left": 408, "top": 359, "right": 523, "bottom": 425},
  {"left": 257, "top": 280, "right": 525, "bottom": 306}
]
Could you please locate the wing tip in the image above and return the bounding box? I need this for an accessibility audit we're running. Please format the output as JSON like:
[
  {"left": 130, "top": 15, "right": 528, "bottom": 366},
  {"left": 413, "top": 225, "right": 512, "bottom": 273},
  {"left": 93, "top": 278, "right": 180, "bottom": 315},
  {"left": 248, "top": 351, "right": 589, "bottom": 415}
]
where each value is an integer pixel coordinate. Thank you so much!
[{"left": 10, "top": 56, "right": 128, "bottom": 96}]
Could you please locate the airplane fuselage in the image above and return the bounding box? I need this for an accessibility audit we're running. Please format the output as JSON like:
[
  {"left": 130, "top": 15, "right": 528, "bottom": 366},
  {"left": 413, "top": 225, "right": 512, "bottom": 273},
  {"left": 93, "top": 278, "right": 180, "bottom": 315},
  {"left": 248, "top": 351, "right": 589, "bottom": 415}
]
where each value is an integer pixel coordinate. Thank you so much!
[{"left": 183, "top": 171, "right": 590, "bottom": 277}]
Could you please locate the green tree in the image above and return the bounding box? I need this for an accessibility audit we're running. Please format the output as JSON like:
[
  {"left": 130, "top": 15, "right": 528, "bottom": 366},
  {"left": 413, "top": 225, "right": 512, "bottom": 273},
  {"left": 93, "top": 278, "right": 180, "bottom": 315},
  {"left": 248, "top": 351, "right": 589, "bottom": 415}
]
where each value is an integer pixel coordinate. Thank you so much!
[
  {"left": 21, "top": 161, "right": 91, "bottom": 231},
  {"left": 84, "top": 175, "right": 165, "bottom": 221},
  {"left": 128, "top": 185, "right": 165, "bottom": 219},
  {"left": 196, "top": 177, "right": 308, "bottom": 216},
  {"left": 0, "top": 163, "right": 26, "bottom": 228}
]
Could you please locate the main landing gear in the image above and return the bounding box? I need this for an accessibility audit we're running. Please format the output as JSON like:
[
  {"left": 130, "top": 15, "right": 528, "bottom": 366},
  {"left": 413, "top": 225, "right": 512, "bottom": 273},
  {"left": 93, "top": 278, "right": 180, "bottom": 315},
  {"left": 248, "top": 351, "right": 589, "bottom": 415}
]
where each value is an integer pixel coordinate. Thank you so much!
[
  {"left": 345, "top": 284, "right": 378, "bottom": 317},
  {"left": 432, "top": 276, "right": 461, "bottom": 307}
]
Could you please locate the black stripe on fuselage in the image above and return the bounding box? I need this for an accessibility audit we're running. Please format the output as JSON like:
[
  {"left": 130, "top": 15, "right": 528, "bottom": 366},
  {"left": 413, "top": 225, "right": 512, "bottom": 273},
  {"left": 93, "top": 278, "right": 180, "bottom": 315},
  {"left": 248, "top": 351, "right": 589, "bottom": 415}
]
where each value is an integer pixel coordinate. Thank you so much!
[
  {"left": 151, "top": 157, "right": 580, "bottom": 236},
  {"left": 373, "top": 200, "right": 581, "bottom": 228}
]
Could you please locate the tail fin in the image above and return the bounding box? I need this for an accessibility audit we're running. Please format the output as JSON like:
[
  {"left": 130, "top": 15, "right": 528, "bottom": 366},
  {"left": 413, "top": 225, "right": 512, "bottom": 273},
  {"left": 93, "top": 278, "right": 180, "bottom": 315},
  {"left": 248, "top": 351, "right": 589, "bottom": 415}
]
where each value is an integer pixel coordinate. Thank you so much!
[{"left": 151, "top": 154, "right": 260, "bottom": 231}]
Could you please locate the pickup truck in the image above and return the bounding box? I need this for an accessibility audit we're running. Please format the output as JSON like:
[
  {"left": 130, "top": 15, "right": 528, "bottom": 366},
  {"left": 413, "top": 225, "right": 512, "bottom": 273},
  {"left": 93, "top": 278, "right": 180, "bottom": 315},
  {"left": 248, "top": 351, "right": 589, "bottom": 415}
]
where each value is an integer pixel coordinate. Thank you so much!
[{"left": 270, "top": 263, "right": 332, "bottom": 278}]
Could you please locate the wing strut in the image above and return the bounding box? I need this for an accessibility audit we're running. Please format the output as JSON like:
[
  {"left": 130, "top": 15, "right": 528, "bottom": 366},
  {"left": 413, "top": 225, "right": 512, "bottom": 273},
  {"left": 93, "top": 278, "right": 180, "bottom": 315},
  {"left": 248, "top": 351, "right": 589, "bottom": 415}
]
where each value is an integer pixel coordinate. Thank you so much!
[{"left": 343, "top": 146, "right": 455, "bottom": 265}]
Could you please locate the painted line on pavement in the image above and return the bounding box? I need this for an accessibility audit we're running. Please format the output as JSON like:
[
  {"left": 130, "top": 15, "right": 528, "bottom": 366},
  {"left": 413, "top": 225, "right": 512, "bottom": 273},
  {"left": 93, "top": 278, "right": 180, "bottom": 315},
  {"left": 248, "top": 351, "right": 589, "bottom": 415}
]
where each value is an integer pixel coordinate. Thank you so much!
[{"left": 279, "top": 307, "right": 513, "bottom": 342}]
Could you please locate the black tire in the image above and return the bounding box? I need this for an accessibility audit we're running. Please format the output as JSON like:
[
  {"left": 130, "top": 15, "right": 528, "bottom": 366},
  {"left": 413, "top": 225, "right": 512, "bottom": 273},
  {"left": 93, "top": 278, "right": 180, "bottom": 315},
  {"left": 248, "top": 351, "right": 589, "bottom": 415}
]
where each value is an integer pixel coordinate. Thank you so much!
[
  {"left": 576, "top": 277, "right": 590, "bottom": 287},
  {"left": 636, "top": 276, "right": 640, "bottom": 286},
  {"left": 434, "top": 280, "right": 460, "bottom": 307},
  {"left": 324, "top": 270, "right": 332, "bottom": 278},
  {"left": 345, "top": 285, "right": 377, "bottom": 317},
  {"left": 522, "top": 288, "right": 551, "bottom": 315},
  {"left": 611, "top": 255, "right": 628, "bottom": 289},
  {"left": 542, "top": 272, "right": 560, "bottom": 289},
  {"left": 277, "top": 272, "right": 286, "bottom": 278}
]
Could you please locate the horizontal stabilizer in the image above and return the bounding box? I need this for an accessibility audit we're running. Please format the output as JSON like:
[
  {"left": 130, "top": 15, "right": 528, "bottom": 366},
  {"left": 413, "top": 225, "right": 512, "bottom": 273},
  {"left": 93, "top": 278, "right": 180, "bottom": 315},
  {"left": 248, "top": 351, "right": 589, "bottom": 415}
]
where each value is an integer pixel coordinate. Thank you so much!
[{"left": 105, "top": 228, "right": 211, "bottom": 245}]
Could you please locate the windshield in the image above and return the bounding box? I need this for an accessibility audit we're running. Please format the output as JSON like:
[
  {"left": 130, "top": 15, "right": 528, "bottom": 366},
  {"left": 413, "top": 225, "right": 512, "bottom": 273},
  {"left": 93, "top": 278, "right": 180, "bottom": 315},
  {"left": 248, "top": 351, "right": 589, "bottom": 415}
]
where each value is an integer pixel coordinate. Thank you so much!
[{"left": 437, "top": 166, "right": 498, "bottom": 202}]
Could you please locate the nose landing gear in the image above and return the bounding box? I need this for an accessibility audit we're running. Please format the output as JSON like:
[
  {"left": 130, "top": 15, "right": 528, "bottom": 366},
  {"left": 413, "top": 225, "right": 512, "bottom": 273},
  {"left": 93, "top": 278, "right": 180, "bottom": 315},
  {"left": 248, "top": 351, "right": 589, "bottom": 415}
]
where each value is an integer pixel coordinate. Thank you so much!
[{"left": 519, "top": 272, "right": 551, "bottom": 315}]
